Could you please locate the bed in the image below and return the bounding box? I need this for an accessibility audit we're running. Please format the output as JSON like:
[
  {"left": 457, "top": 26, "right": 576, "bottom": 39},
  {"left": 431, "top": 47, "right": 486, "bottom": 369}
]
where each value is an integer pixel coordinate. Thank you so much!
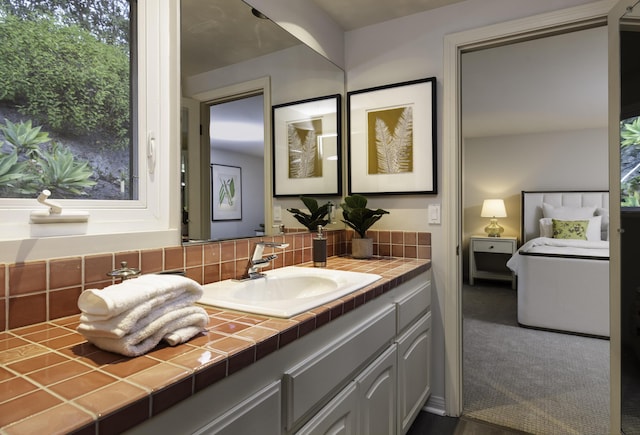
[{"left": 506, "top": 191, "right": 610, "bottom": 338}]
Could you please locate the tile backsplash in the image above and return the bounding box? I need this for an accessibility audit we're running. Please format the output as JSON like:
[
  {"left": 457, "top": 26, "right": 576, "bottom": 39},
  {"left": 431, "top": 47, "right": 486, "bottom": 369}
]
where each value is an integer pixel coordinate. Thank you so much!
[{"left": 0, "top": 229, "right": 431, "bottom": 331}]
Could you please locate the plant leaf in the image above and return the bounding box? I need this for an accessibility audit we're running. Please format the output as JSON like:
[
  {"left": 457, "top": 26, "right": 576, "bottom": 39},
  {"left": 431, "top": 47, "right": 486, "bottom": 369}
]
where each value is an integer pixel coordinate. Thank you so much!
[
  {"left": 374, "top": 107, "right": 412, "bottom": 174},
  {"left": 300, "top": 196, "right": 319, "bottom": 213},
  {"left": 288, "top": 125, "right": 317, "bottom": 178}
]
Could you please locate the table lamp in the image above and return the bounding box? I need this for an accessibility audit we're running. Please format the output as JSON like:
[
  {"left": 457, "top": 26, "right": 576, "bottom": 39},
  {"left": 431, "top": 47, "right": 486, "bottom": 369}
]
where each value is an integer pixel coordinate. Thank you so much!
[{"left": 481, "top": 199, "right": 507, "bottom": 237}]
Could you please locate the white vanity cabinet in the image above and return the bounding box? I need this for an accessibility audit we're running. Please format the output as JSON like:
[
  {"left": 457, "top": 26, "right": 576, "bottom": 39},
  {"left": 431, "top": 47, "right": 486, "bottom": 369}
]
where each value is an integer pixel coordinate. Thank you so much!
[
  {"left": 125, "top": 268, "right": 431, "bottom": 435},
  {"left": 287, "top": 272, "right": 431, "bottom": 435}
]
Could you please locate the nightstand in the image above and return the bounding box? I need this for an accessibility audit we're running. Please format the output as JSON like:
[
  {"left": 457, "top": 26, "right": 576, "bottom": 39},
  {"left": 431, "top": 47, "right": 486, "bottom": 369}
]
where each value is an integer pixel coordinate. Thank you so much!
[{"left": 469, "top": 235, "right": 517, "bottom": 289}]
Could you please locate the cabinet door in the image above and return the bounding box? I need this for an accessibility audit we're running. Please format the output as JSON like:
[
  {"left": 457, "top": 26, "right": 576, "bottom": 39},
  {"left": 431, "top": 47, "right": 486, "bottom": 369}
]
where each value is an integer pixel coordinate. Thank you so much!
[
  {"left": 397, "top": 312, "right": 432, "bottom": 434},
  {"left": 355, "top": 344, "right": 397, "bottom": 435},
  {"left": 193, "top": 381, "right": 281, "bottom": 435},
  {"left": 295, "top": 382, "right": 358, "bottom": 435}
]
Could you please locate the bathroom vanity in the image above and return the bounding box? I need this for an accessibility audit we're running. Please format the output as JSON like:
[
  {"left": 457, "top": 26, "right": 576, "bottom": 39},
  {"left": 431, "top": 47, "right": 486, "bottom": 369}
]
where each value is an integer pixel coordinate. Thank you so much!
[
  {"left": 0, "top": 257, "right": 430, "bottom": 434},
  {"left": 128, "top": 262, "right": 431, "bottom": 435}
]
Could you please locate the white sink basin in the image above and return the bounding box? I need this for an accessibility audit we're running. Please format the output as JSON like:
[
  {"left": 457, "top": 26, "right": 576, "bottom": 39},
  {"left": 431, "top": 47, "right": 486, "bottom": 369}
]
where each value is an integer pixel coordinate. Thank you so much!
[{"left": 198, "top": 266, "right": 382, "bottom": 318}]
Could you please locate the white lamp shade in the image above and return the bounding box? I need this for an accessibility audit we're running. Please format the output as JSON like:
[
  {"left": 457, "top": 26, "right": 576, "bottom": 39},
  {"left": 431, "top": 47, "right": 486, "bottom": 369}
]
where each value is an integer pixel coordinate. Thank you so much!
[{"left": 481, "top": 199, "right": 507, "bottom": 218}]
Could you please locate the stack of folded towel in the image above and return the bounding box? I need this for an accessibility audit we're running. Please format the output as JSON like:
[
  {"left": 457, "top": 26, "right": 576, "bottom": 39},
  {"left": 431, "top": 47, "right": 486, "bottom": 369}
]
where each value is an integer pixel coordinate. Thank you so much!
[{"left": 77, "top": 274, "right": 208, "bottom": 357}]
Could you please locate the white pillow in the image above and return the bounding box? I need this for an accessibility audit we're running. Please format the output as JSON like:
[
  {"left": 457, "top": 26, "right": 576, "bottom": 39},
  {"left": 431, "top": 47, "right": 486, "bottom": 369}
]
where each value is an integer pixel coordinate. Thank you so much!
[
  {"left": 539, "top": 215, "right": 602, "bottom": 241},
  {"left": 542, "top": 203, "right": 596, "bottom": 219},
  {"left": 539, "top": 217, "right": 554, "bottom": 238}
]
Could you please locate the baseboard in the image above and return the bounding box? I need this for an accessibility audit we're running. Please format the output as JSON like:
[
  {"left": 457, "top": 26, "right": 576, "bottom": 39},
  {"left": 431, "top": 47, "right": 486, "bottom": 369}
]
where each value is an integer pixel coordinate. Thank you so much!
[{"left": 423, "top": 395, "right": 446, "bottom": 415}]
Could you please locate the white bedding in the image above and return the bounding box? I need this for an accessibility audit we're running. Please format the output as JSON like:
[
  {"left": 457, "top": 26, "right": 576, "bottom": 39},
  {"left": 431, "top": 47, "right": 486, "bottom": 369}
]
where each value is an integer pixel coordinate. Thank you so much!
[
  {"left": 512, "top": 191, "right": 610, "bottom": 337},
  {"left": 507, "top": 237, "right": 609, "bottom": 275}
]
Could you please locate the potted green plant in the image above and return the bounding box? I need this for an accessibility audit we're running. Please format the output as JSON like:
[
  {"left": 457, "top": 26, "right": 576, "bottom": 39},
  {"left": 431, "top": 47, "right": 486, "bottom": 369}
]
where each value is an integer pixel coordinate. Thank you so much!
[
  {"left": 341, "top": 194, "right": 389, "bottom": 258},
  {"left": 286, "top": 196, "right": 332, "bottom": 231}
]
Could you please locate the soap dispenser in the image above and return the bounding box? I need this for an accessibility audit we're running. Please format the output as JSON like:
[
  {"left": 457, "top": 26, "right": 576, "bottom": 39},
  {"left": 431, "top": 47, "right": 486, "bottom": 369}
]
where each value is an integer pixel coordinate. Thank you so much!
[{"left": 313, "top": 225, "right": 327, "bottom": 267}]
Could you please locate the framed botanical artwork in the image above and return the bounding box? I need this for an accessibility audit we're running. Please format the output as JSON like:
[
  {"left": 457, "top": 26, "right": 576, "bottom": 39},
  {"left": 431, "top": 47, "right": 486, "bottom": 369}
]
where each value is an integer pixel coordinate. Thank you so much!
[
  {"left": 347, "top": 77, "right": 437, "bottom": 195},
  {"left": 211, "top": 164, "right": 242, "bottom": 221},
  {"left": 272, "top": 94, "right": 341, "bottom": 197}
]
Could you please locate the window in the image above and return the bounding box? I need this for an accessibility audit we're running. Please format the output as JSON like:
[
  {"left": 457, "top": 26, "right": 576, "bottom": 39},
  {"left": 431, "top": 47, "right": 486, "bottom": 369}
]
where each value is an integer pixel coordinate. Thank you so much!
[
  {"left": 621, "top": 115, "right": 640, "bottom": 207},
  {"left": 0, "top": 0, "right": 135, "bottom": 200},
  {"left": 0, "top": 0, "right": 179, "bottom": 261}
]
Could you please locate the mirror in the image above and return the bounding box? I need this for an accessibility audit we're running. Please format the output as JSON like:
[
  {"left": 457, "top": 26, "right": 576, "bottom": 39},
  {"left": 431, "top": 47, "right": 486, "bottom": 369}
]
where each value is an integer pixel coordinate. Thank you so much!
[
  {"left": 619, "top": 1, "right": 640, "bottom": 432},
  {"left": 180, "top": 0, "right": 345, "bottom": 243}
]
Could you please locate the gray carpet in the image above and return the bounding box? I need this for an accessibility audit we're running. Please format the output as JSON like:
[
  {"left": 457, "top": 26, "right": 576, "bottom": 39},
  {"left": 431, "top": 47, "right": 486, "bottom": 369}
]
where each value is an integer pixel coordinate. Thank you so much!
[{"left": 462, "top": 283, "right": 610, "bottom": 435}]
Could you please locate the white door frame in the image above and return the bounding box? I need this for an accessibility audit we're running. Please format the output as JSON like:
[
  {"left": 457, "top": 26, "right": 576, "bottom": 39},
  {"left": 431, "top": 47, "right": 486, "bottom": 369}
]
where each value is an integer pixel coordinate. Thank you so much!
[
  {"left": 190, "top": 77, "right": 273, "bottom": 238},
  {"left": 607, "top": 1, "right": 640, "bottom": 432},
  {"left": 442, "top": 0, "right": 616, "bottom": 420}
]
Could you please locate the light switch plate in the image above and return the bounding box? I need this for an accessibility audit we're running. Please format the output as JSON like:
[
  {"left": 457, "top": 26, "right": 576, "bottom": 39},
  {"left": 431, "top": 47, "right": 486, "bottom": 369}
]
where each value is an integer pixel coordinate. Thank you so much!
[
  {"left": 273, "top": 205, "right": 282, "bottom": 221},
  {"left": 428, "top": 204, "right": 441, "bottom": 224}
]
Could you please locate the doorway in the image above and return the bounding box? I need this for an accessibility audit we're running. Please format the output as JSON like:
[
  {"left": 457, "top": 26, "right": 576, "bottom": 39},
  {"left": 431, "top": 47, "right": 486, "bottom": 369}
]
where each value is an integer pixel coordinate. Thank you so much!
[
  {"left": 183, "top": 77, "right": 272, "bottom": 242},
  {"left": 459, "top": 27, "right": 609, "bottom": 433},
  {"left": 206, "top": 93, "right": 265, "bottom": 240},
  {"left": 442, "top": 0, "right": 614, "bottom": 427}
]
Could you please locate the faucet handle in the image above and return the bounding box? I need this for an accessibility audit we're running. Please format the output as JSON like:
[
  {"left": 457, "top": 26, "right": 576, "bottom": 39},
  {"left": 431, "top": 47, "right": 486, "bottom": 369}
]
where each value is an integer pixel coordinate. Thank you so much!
[
  {"left": 258, "top": 241, "right": 289, "bottom": 248},
  {"left": 252, "top": 254, "right": 277, "bottom": 266},
  {"left": 107, "top": 261, "right": 141, "bottom": 281}
]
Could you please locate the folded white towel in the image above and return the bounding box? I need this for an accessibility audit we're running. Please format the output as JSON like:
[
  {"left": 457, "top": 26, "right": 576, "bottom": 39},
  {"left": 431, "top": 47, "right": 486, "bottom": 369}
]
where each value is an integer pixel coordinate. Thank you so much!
[
  {"left": 164, "top": 325, "right": 206, "bottom": 346},
  {"left": 78, "top": 274, "right": 203, "bottom": 319},
  {"left": 81, "top": 306, "right": 209, "bottom": 357},
  {"left": 77, "top": 292, "right": 200, "bottom": 339}
]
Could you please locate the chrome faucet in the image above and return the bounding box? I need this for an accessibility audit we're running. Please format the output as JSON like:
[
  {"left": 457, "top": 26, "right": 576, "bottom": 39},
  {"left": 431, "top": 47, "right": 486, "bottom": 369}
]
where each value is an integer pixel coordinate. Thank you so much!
[{"left": 242, "top": 241, "right": 289, "bottom": 279}]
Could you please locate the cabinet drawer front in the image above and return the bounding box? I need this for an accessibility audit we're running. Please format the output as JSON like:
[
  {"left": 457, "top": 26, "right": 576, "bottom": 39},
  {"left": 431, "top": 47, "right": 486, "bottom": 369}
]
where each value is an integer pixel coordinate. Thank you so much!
[
  {"left": 193, "top": 381, "right": 281, "bottom": 435},
  {"left": 284, "top": 305, "right": 396, "bottom": 429},
  {"left": 473, "top": 240, "right": 513, "bottom": 253},
  {"left": 395, "top": 279, "right": 430, "bottom": 333}
]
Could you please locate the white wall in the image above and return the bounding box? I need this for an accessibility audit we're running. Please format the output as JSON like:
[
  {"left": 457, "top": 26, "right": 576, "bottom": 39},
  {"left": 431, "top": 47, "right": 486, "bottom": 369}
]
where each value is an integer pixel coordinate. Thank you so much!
[
  {"left": 344, "top": 0, "right": 599, "bottom": 411},
  {"left": 461, "top": 25, "right": 608, "bottom": 278},
  {"left": 462, "top": 128, "right": 608, "bottom": 275}
]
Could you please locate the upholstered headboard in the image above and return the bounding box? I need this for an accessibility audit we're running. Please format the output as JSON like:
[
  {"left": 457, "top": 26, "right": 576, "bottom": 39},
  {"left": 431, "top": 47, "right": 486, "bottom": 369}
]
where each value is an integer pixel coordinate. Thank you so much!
[{"left": 521, "top": 190, "right": 609, "bottom": 244}]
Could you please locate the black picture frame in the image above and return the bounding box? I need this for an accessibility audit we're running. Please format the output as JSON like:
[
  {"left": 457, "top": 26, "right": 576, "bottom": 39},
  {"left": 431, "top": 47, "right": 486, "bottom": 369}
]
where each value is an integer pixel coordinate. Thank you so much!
[
  {"left": 272, "top": 94, "right": 342, "bottom": 197},
  {"left": 347, "top": 77, "right": 437, "bottom": 195}
]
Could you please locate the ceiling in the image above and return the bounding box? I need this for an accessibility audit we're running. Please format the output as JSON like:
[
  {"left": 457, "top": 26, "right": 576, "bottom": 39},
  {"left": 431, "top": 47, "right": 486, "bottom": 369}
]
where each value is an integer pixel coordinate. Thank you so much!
[
  {"left": 311, "top": 0, "right": 466, "bottom": 31},
  {"left": 181, "top": 0, "right": 464, "bottom": 77},
  {"left": 182, "top": 0, "right": 607, "bottom": 154}
]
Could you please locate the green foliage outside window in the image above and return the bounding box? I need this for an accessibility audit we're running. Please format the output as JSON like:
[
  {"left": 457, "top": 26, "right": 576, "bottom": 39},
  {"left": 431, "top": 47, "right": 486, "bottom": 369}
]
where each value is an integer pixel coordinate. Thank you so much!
[
  {"left": 0, "top": 14, "right": 130, "bottom": 147},
  {"left": 0, "top": 0, "right": 133, "bottom": 199},
  {"left": 621, "top": 116, "right": 640, "bottom": 207},
  {"left": 0, "top": 119, "right": 96, "bottom": 197}
]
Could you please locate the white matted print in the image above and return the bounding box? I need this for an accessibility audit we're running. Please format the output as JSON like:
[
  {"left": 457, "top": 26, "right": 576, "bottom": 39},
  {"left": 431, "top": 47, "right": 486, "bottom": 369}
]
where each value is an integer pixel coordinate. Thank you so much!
[
  {"left": 211, "top": 164, "right": 242, "bottom": 221},
  {"left": 347, "top": 77, "right": 436, "bottom": 195},
  {"left": 272, "top": 94, "right": 341, "bottom": 196}
]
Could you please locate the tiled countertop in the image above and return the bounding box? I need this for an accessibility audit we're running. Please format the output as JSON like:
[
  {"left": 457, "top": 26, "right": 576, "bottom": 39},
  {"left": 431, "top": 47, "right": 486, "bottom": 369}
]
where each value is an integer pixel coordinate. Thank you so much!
[{"left": 0, "top": 256, "right": 430, "bottom": 435}]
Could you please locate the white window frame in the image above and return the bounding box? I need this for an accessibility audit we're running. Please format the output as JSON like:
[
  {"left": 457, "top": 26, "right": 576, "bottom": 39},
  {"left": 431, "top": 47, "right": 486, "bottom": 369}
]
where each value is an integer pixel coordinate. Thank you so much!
[{"left": 0, "top": 0, "right": 180, "bottom": 263}]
